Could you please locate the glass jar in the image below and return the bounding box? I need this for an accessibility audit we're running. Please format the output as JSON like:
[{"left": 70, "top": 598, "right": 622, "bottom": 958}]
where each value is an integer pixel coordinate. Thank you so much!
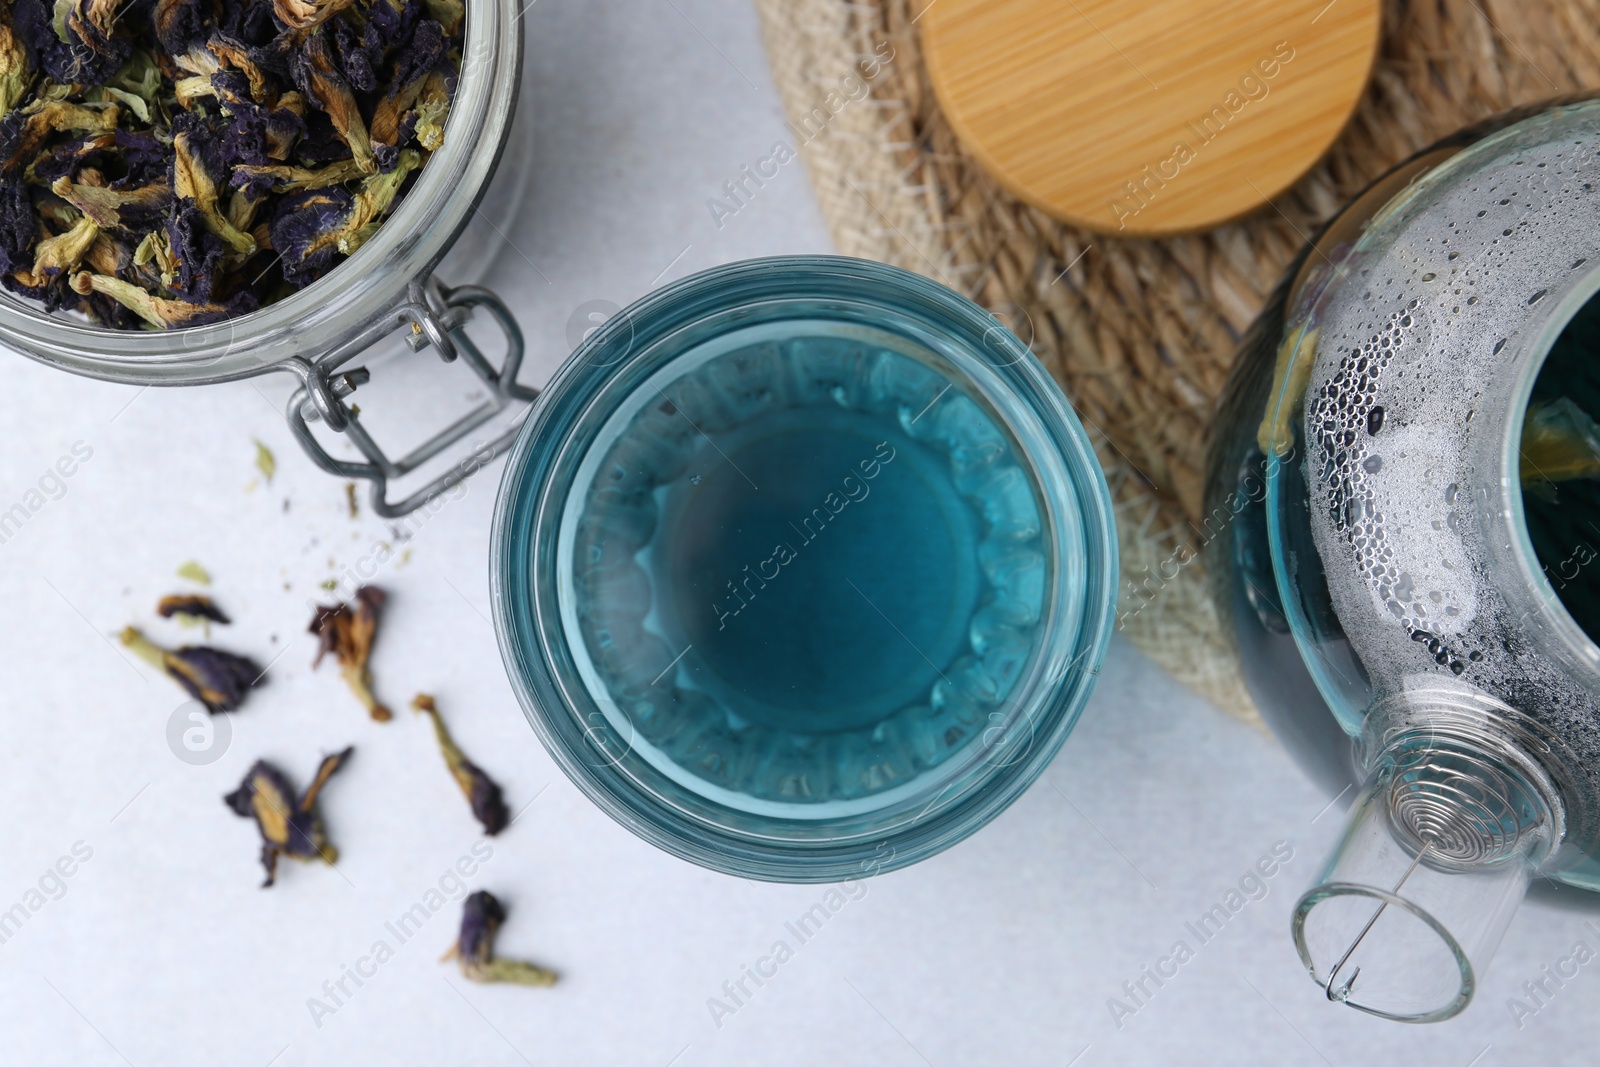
[
  {"left": 1208, "top": 96, "right": 1600, "bottom": 1022},
  {"left": 0, "top": 0, "right": 533, "bottom": 516},
  {"left": 491, "top": 256, "right": 1118, "bottom": 881}
]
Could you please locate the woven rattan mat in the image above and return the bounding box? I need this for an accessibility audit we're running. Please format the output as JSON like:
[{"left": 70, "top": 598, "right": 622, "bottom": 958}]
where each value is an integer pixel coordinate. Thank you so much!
[{"left": 753, "top": 0, "right": 1600, "bottom": 721}]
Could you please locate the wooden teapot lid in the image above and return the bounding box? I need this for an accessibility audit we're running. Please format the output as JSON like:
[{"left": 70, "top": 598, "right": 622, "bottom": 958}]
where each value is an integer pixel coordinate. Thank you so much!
[{"left": 920, "top": 0, "right": 1381, "bottom": 236}]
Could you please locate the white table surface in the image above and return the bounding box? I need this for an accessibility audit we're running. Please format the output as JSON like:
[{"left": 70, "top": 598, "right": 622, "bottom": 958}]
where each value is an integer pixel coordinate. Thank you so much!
[{"left": 1, "top": 2, "right": 1597, "bottom": 1064}]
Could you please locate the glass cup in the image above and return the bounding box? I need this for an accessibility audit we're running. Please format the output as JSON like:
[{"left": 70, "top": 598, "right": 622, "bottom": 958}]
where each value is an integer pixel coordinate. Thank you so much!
[{"left": 491, "top": 256, "right": 1118, "bottom": 881}]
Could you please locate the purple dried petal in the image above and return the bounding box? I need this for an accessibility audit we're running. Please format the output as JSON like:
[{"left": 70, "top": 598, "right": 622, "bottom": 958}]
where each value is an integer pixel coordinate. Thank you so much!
[
  {"left": 29, "top": 134, "right": 116, "bottom": 184},
  {"left": 166, "top": 645, "right": 261, "bottom": 712},
  {"left": 9, "top": 0, "right": 78, "bottom": 84},
  {"left": 225, "top": 749, "right": 352, "bottom": 886},
  {"left": 366, "top": 0, "right": 424, "bottom": 51},
  {"left": 55, "top": 0, "right": 135, "bottom": 85},
  {"left": 112, "top": 130, "right": 170, "bottom": 186},
  {"left": 368, "top": 18, "right": 442, "bottom": 148},
  {"left": 328, "top": 18, "right": 378, "bottom": 93},
  {"left": 457, "top": 890, "right": 503, "bottom": 966},
  {"left": 164, "top": 204, "right": 226, "bottom": 302},
  {"left": 151, "top": 0, "right": 210, "bottom": 58},
  {"left": 0, "top": 176, "right": 36, "bottom": 275},
  {"left": 269, "top": 185, "right": 350, "bottom": 286},
  {"left": 450, "top": 891, "right": 559, "bottom": 985},
  {"left": 219, "top": 0, "right": 279, "bottom": 47}
]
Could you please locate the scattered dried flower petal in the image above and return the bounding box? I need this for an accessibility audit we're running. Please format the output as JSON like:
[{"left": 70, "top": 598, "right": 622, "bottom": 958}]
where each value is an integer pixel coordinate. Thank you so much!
[
  {"left": 224, "top": 747, "right": 353, "bottom": 886},
  {"left": 253, "top": 439, "right": 275, "bottom": 484},
  {"left": 175, "top": 559, "right": 211, "bottom": 585},
  {"left": 444, "top": 891, "right": 557, "bottom": 987},
  {"left": 411, "top": 694, "right": 509, "bottom": 835},
  {"left": 120, "top": 625, "right": 259, "bottom": 712},
  {"left": 309, "top": 584, "right": 390, "bottom": 721},
  {"left": 156, "top": 593, "right": 230, "bottom": 624}
]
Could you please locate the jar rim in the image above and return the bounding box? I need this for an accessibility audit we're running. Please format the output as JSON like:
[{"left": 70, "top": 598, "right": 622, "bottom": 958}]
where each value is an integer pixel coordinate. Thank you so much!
[
  {"left": 489, "top": 255, "right": 1119, "bottom": 881},
  {"left": 0, "top": 0, "right": 522, "bottom": 385}
]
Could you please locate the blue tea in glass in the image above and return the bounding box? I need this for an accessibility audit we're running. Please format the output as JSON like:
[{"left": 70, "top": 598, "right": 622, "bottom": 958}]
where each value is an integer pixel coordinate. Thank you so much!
[
  {"left": 566, "top": 326, "right": 1046, "bottom": 813},
  {"left": 493, "top": 257, "right": 1115, "bottom": 880}
]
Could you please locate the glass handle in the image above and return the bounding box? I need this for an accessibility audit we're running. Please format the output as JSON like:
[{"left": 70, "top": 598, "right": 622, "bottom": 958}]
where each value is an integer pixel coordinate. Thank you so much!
[{"left": 283, "top": 275, "right": 539, "bottom": 517}]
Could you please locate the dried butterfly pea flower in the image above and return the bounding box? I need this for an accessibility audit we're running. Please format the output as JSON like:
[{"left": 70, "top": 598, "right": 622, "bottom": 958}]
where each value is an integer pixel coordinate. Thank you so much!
[
  {"left": 120, "top": 625, "right": 261, "bottom": 712},
  {"left": 409, "top": 66, "right": 454, "bottom": 153},
  {"left": 2, "top": 101, "right": 121, "bottom": 170},
  {"left": 83, "top": 231, "right": 125, "bottom": 275},
  {"left": 332, "top": 149, "right": 419, "bottom": 254},
  {"left": 411, "top": 694, "right": 509, "bottom": 835},
  {"left": 52, "top": 0, "right": 134, "bottom": 86},
  {"left": 274, "top": 0, "right": 364, "bottom": 33},
  {"left": 71, "top": 270, "right": 241, "bottom": 327},
  {"left": 51, "top": 176, "right": 172, "bottom": 228},
  {"left": 231, "top": 158, "right": 363, "bottom": 197},
  {"left": 0, "top": 21, "right": 33, "bottom": 120},
  {"left": 26, "top": 133, "right": 118, "bottom": 185},
  {"left": 172, "top": 121, "right": 257, "bottom": 256},
  {"left": 150, "top": 0, "right": 208, "bottom": 57},
  {"left": 422, "top": 0, "right": 463, "bottom": 38},
  {"left": 10, "top": 214, "right": 99, "bottom": 290},
  {"left": 287, "top": 31, "right": 375, "bottom": 175},
  {"left": 309, "top": 584, "right": 391, "bottom": 721},
  {"left": 368, "top": 19, "right": 443, "bottom": 150},
  {"left": 205, "top": 36, "right": 271, "bottom": 102},
  {"left": 224, "top": 747, "right": 353, "bottom": 886},
  {"left": 444, "top": 891, "right": 558, "bottom": 987},
  {"left": 156, "top": 593, "right": 231, "bottom": 624}
]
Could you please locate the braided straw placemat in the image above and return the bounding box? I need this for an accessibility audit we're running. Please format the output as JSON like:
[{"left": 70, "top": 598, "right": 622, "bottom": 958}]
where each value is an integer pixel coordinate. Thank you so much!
[{"left": 753, "top": 0, "right": 1600, "bottom": 721}]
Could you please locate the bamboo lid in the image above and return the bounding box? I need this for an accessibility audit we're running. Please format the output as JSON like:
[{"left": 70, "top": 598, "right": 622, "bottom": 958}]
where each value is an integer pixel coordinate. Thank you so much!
[{"left": 920, "top": 0, "right": 1381, "bottom": 236}]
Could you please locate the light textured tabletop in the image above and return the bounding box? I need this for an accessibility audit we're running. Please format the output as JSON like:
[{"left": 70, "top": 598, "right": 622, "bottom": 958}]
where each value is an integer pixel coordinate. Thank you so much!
[{"left": 0, "top": 2, "right": 1596, "bottom": 1065}]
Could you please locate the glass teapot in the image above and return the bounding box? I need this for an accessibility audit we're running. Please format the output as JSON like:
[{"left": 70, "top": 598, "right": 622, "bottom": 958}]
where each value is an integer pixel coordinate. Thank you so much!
[{"left": 1209, "top": 96, "right": 1600, "bottom": 1022}]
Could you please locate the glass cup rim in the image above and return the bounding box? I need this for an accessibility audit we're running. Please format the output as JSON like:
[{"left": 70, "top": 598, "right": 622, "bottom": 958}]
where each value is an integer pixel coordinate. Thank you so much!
[
  {"left": 0, "top": 0, "right": 522, "bottom": 386},
  {"left": 489, "top": 254, "right": 1118, "bottom": 881}
]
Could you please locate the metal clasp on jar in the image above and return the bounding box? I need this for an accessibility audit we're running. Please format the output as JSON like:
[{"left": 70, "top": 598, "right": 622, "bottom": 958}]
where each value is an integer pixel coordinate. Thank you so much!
[{"left": 282, "top": 274, "right": 537, "bottom": 517}]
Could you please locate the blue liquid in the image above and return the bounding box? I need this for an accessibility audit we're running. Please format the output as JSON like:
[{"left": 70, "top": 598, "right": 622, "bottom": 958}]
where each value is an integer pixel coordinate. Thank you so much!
[{"left": 569, "top": 329, "right": 1047, "bottom": 811}]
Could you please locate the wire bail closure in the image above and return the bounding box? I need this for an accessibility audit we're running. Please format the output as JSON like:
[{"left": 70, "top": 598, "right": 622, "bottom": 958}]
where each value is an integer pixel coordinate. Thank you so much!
[{"left": 286, "top": 274, "right": 539, "bottom": 517}]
